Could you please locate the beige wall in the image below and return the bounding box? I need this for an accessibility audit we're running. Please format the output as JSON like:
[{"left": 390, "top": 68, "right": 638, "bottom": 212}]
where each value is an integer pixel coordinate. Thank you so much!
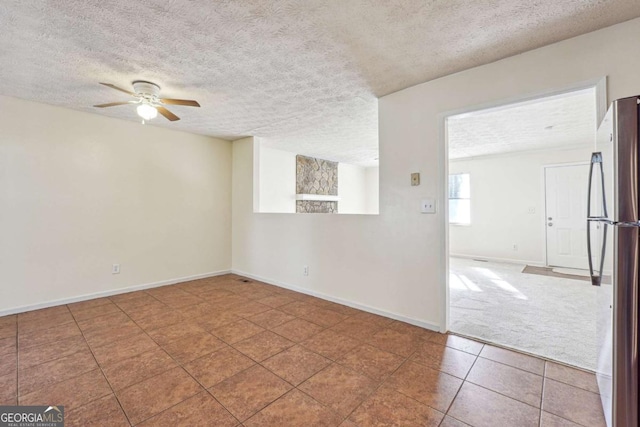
[
  {"left": 449, "top": 147, "right": 593, "bottom": 265},
  {"left": 365, "top": 167, "right": 380, "bottom": 215},
  {"left": 338, "top": 163, "right": 379, "bottom": 215},
  {"left": 0, "top": 95, "right": 232, "bottom": 314},
  {"left": 257, "top": 146, "right": 297, "bottom": 213},
  {"left": 232, "top": 18, "right": 640, "bottom": 330}
]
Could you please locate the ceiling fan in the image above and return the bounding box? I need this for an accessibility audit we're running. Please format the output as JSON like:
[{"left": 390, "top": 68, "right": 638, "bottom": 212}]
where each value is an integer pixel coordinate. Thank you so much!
[{"left": 93, "top": 81, "right": 200, "bottom": 122}]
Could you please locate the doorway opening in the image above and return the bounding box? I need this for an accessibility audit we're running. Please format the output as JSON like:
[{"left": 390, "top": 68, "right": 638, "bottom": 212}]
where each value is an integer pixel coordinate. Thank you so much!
[{"left": 445, "top": 83, "right": 604, "bottom": 370}]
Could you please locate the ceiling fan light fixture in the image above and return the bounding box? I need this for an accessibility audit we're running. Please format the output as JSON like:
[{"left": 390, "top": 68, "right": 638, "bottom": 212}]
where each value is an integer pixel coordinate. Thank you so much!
[
  {"left": 137, "top": 103, "right": 158, "bottom": 120},
  {"left": 95, "top": 81, "right": 199, "bottom": 122}
]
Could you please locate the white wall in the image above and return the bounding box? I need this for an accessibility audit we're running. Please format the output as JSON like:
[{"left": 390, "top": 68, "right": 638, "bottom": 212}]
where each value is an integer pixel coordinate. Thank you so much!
[
  {"left": 0, "top": 95, "right": 232, "bottom": 314},
  {"left": 232, "top": 18, "right": 640, "bottom": 330},
  {"left": 449, "top": 147, "right": 592, "bottom": 265},
  {"left": 342, "top": 164, "right": 379, "bottom": 215},
  {"left": 258, "top": 146, "right": 296, "bottom": 213},
  {"left": 365, "top": 167, "right": 380, "bottom": 215},
  {"left": 338, "top": 163, "right": 366, "bottom": 214}
]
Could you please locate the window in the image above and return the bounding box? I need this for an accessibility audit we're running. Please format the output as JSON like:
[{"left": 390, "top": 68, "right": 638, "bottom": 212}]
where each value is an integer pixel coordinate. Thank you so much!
[{"left": 449, "top": 173, "right": 470, "bottom": 225}]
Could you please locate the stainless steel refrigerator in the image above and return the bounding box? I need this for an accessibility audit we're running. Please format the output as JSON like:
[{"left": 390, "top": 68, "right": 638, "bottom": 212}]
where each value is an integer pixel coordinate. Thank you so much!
[{"left": 588, "top": 95, "right": 639, "bottom": 427}]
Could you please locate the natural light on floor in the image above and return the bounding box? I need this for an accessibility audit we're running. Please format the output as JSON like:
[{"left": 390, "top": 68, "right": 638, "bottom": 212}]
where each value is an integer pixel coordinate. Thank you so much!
[
  {"left": 449, "top": 273, "right": 483, "bottom": 292},
  {"left": 449, "top": 257, "right": 596, "bottom": 370},
  {"left": 450, "top": 268, "right": 528, "bottom": 300}
]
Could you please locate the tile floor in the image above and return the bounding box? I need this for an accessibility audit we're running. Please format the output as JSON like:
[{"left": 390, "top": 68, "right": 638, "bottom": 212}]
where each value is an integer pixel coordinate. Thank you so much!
[{"left": 0, "top": 274, "right": 606, "bottom": 426}]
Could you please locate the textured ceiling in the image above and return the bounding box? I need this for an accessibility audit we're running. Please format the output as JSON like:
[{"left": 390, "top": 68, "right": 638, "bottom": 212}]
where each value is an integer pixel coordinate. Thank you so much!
[
  {"left": 448, "top": 88, "right": 597, "bottom": 160},
  {"left": 0, "top": 1, "right": 638, "bottom": 166}
]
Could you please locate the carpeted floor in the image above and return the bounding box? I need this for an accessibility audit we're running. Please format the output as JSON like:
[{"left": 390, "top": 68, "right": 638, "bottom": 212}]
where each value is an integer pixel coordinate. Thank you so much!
[{"left": 450, "top": 257, "right": 596, "bottom": 370}]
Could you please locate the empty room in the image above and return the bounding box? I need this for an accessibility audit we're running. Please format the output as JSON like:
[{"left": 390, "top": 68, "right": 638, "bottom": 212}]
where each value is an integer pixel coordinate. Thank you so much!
[
  {"left": 447, "top": 88, "right": 599, "bottom": 371},
  {"left": 2, "top": 2, "right": 640, "bottom": 427}
]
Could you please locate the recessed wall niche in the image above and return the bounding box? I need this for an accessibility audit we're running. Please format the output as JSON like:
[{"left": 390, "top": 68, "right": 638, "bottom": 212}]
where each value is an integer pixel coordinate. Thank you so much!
[
  {"left": 296, "top": 155, "right": 338, "bottom": 213},
  {"left": 255, "top": 144, "right": 379, "bottom": 215}
]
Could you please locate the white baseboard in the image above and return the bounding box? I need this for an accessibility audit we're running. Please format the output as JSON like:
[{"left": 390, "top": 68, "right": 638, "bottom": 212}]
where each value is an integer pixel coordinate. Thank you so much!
[
  {"left": 232, "top": 269, "right": 441, "bottom": 333},
  {"left": 0, "top": 270, "right": 231, "bottom": 317},
  {"left": 450, "top": 253, "right": 545, "bottom": 267}
]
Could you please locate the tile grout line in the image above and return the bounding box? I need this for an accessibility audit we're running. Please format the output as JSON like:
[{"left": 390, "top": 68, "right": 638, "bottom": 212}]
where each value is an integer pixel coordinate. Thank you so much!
[
  {"left": 15, "top": 280, "right": 293, "bottom": 424},
  {"left": 221, "top": 324, "right": 337, "bottom": 422},
  {"left": 118, "top": 306, "right": 237, "bottom": 426},
  {"left": 70, "top": 293, "right": 212, "bottom": 424},
  {"left": 454, "top": 330, "right": 596, "bottom": 374},
  {"left": 16, "top": 305, "right": 135, "bottom": 424},
  {"left": 459, "top": 375, "right": 544, "bottom": 412},
  {"left": 538, "top": 373, "right": 594, "bottom": 427},
  {"left": 243, "top": 315, "right": 476, "bottom": 423},
  {"left": 115, "top": 280, "right": 320, "bottom": 424},
  {"left": 199, "top": 296, "right": 391, "bottom": 423},
  {"left": 475, "top": 353, "right": 546, "bottom": 377},
  {"left": 441, "top": 345, "right": 482, "bottom": 420},
  {"left": 8, "top": 275, "right": 595, "bottom": 427},
  {"left": 338, "top": 350, "right": 416, "bottom": 424},
  {"left": 541, "top": 373, "right": 602, "bottom": 395},
  {"left": 13, "top": 316, "right": 18, "bottom": 404},
  {"left": 66, "top": 302, "right": 135, "bottom": 426},
  {"left": 195, "top": 283, "right": 346, "bottom": 423},
  {"left": 16, "top": 307, "right": 90, "bottom": 399},
  {"left": 539, "top": 362, "right": 547, "bottom": 427}
]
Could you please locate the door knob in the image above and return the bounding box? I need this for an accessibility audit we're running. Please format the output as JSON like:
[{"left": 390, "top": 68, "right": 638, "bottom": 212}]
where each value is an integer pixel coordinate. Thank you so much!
[
  {"left": 548, "top": 217, "right": 553, "bottom": 220},
  {"left": 548, "top": 222, "right": 553, "bottom": 226}
]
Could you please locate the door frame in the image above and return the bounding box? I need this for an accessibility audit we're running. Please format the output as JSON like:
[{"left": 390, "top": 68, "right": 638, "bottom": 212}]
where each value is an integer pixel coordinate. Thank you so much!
[
  {"left": 542, "top": 162, "right": 590, "bottom": 268},
  {"left": 439, "top": 77, "right": 607, "bottom": 333}
]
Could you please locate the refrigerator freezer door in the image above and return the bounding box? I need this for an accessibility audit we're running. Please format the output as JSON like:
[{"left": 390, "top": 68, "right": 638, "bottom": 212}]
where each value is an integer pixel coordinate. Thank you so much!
[{"left": 613, "top": 97, "right": 639, "bottom": 224}]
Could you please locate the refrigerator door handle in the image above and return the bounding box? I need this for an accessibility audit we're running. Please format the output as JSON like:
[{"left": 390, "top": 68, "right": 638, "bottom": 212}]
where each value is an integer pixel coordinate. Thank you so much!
[
  {"left": 587, "top": 220, "right": 596, "bottom": 285},
  {"left": 587, "top": 221, "right": 609, "bottom": 287},
  {"left": 587, "top": 152, "right": 608, "bottom": 220}
]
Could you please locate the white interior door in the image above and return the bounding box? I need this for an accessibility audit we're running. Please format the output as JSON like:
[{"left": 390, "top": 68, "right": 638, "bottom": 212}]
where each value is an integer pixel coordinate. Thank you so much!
[{"left": 545, "top": 164, "right": 589, "bottom": 269}]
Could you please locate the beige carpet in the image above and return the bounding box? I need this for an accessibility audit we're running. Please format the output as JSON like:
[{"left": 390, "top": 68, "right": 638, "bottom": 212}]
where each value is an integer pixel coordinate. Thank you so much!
[{"left": 450, "top": 257, "right": 596, "bottom": 370}]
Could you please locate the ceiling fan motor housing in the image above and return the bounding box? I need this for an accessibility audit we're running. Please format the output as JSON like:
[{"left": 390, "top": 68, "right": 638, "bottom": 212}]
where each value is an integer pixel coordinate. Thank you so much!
[{"left": 132, "top": 81, "right": 161, "bottom": 102}]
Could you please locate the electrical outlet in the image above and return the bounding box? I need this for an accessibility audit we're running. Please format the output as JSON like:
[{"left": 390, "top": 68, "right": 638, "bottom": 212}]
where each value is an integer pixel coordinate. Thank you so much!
[
  {"left": 420, "top": 198, "right": 436, "bottom": 214},
  {"left": 527, "top": 207, "right": 536, "bottom": 214},
  {"left": 112, "top": 264, "right": 120, "bottom": 274},
  {"left": 303, "top": 266, "right": 309, "bottom": 276},
  {"left": 512, "top": 244, "right": 518, "bottom": 252}
]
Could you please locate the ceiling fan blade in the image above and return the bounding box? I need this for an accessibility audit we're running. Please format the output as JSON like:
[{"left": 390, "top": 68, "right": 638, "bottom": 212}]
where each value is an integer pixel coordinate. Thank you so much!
[
  {"left": 93, "top": 101, "right": 133, "bottom": 108},
  {"left": 157, "top": 107, "right": 180, "bottom": 121},
  {"left": 160, "top": 98, "right": 200, "bottom": 107},
  {"left": 99, "top": 82, "right": 135, "bottom": 96}
]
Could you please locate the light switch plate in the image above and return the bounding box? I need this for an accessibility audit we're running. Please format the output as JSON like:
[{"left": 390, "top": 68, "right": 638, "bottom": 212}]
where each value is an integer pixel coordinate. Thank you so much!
[
  {"left": 411, "top": 173, "right": 420, "bottom": 186},
  {"left": 421, "top": 198, "right": 436, "bottom": 214}
]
